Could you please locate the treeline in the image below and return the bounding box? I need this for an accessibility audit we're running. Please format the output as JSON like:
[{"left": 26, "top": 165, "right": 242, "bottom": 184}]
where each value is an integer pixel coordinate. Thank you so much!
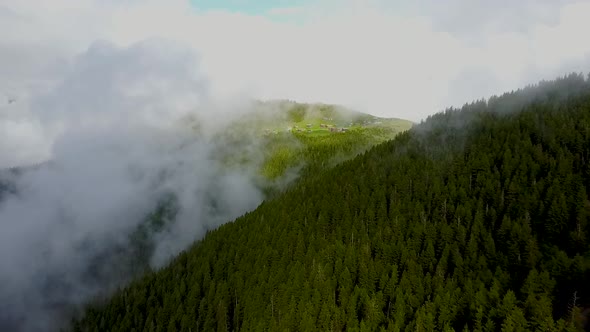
[{"left": 72, "top": 73, "right": 590, "bottom": 331}]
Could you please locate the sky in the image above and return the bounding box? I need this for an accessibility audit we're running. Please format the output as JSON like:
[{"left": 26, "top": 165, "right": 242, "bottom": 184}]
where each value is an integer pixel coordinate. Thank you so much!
[
  {"left": 191, "top": 0, "right": 312, "bottom": 16},
  {"left": 1, "top": 0, "right": 590, "bottom": 166}
]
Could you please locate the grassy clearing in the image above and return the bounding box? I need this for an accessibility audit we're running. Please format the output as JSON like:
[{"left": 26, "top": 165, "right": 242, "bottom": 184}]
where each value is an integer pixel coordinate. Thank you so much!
[
  {"left": 261, "top": 124, "right": 412, "bottom": 181},
  {"left": 217, "top": 100, "right": 413, "bottom": 182}
]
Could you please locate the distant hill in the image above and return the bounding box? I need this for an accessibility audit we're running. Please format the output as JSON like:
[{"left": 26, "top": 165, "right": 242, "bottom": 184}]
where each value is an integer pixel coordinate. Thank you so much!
[
  {"left": 73, "top": 74, "right": 590, "bottom": 331},
  {"left": 218, "top": 100, "right": 413, "bottom": 186}
]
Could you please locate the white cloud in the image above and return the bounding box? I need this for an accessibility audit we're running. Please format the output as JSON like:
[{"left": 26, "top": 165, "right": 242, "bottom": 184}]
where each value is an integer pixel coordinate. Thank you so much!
[
  {"left": 1, "top": 0, "right": 590, "bottom": 163},
  {"left": 0, "top": 39, "right": 265, "bottom": 331}
]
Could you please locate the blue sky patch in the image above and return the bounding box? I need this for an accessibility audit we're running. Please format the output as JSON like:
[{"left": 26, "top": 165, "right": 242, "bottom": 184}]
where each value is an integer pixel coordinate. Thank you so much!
[{"left": 191, "top": 0, "right": 310, "bottom": 16}]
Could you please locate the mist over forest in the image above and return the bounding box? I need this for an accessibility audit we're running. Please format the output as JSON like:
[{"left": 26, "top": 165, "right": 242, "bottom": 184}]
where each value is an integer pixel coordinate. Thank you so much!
[{"left": 2, "top": 1, "right": 590, "bottom": 331}]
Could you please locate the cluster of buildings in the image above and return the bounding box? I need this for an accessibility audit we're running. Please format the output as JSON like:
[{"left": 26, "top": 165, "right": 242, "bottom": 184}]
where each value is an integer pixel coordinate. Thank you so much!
[
  {"left": 264, "top": 122, "right": 351, "bottom": 136},
  {"left": 331, "top": 127, "right": 348, "bottom": 132}
]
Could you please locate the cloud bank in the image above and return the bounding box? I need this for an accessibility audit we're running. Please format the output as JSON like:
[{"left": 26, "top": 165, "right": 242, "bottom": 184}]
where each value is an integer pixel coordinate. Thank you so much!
[
  {"left": 3, "top": 0, "right": 590, "bottom": 166},
  {"left": 0, "top": 39, "right": 264, "bottom": 331}
]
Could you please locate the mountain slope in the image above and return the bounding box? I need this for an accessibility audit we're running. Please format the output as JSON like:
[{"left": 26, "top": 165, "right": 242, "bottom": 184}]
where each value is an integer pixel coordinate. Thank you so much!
[
  {"left": 74, "top": 74, "right": 590, "bottom": 331},
  {"left": 0, "top": 103, "right": 412, "bottom": 332}
]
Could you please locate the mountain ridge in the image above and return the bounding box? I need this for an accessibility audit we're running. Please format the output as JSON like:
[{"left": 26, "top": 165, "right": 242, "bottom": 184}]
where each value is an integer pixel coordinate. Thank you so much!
[{"left": 72, "top": 73, "right": 590, "bottom": 331}]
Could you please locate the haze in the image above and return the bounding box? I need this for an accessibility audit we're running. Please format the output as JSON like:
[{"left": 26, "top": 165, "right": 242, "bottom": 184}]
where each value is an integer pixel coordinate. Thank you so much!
[
  {"left": 2, "top": 0, "right": 590, "bottom": 166},
  {"left": 1, "top": 1, "right": 590, "bottom": 331}
]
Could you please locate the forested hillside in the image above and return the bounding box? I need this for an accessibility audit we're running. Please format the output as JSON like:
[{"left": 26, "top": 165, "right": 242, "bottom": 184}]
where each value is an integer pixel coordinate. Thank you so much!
[{"left": 73, "top": 73, "right": 590, "bottom": 331}]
